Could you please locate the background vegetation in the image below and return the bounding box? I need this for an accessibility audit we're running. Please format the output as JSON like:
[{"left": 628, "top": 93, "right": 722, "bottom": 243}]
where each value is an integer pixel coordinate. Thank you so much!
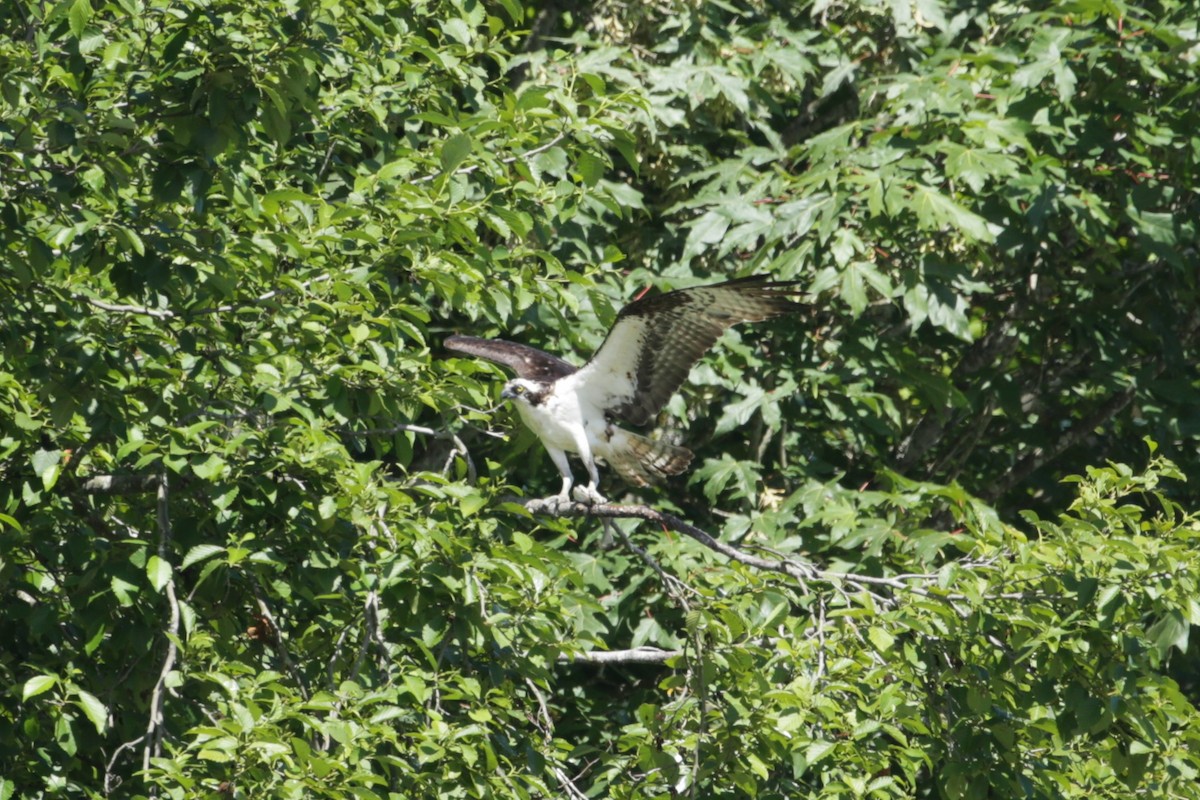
[{"left": 2, "top": 0, "right": 1198, "bottom": 797}]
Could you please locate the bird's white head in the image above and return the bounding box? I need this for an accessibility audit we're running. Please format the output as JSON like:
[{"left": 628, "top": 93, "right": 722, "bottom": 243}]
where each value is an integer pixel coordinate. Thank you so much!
[{"left": 501, "top": 378, "right": 549, "bottom": 405}]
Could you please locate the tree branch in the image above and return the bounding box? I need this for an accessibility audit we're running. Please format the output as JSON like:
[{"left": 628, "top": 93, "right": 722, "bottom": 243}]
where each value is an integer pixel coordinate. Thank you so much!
[
  {"left": 527, "top": 497, "right": 815, "bottom": 581},
  {"left": 412, "top": 132, "right": 566, "bottom": 184},
  {"left": 69, "top": 274, "right": 331, "bottom": 320},
  {"left": 524, "top": 499, "right": 1020, "bottom": 615},
  {"left": 142, "top": 475, "right": 180, "bottom": 782},
  {"left": 346, "top": 422, "right": 477, "bottom": 483},
  {"left": 987, "top": 306, "right": 1200, "bottom": 501},
  {"left": 251, "top": 586, "right": 311, "bottom": 702},
  {"left": 76, "top": 474, "right": 163, "bottom": 494},
  {"left": 559, "top": 646, "right": 682, "bottom": 665}
]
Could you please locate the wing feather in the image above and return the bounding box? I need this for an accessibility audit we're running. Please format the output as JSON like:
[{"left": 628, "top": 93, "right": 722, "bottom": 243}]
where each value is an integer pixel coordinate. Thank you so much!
[
  {"left": 574, "top": 278, "right": 802, "bottom": 426},
  {"left": 444, "top": 335, "right": 577, "bottom": 381}
]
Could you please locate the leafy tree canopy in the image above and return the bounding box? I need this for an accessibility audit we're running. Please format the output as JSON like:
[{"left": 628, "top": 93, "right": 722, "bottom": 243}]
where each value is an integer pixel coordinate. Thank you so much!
[{"left": 1, "top": 0, "right": 1198, "bottom": 797}]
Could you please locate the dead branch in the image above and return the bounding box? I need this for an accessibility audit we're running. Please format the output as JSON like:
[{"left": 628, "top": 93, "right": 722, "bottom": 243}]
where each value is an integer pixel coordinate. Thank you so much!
[
  {"left": 77, "top": 474, "right": 163, "bottom": 494},
  {"left": 559, "top": 646, "right": 683, "bottom": 665}
]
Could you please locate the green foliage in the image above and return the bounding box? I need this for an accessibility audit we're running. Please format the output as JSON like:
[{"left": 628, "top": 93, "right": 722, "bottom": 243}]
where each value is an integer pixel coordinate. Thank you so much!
[{"left": 2, "top": 0, "right": 1199, "bottom": 798}]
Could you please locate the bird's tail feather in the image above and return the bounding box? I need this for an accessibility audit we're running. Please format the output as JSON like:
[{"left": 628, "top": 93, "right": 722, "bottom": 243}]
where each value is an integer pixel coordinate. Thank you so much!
[{"left": 606, "top": 430, "right": 693, "bottom": 487}]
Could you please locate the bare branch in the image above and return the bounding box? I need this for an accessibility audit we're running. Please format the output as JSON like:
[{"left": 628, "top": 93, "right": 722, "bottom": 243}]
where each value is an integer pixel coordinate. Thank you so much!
[
  {"left": 559, "top": 646, "right": 683, "bottom": 665},
  {"left": 553, "top": 766, "right": 591, "bottom": 800},
  {"left": 71, "top": 274, "right": 331, "bottom": 320},
  {"left": 347, "top": 590, "right": 382, "bottom": 685},
  {"left": 527, "top": 498, "right": 814, "bottom": 581},
  {"left": 81, "top": 296, "right": 176, "bottom": 319},
  {"left": 105, "top": 734, "right": 145, "bottom": 795},
  {"left": 76, "top": 474, "right": 162, "bottom": 494},
  {"left": 525, "top": 677, "right": 555, "bottom": 743},
  {"left": 524, "top": 499, "right": 1021, "bottom": 615},
  {"left": 142, "top": 475, "right": 180, "bottom": 782},
  {"left": 412, "top": 132, "right": 566, "bottom": 184},
  {"left": 593, "top": 511, "right": 699, "bottom": 603}
]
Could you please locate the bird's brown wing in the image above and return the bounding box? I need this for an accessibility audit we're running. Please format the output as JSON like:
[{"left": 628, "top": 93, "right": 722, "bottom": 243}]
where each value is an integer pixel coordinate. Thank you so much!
[
  {"left": 572, "top": 277, "right": 803, "bottom": 426},
  {"left": 444, "top": 335, "right": 578, "bottom": 382}
]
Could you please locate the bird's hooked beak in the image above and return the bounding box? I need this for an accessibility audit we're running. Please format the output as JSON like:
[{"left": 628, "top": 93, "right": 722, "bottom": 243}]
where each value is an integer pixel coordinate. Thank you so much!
[{"left": 500, "top": 386, "right": 516, "bottom": 400}]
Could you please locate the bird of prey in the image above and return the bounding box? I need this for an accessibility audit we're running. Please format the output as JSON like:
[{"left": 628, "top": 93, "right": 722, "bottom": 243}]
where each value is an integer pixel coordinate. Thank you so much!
[{"left": 445, "top": 276, "right": 802, "bottom": 506}]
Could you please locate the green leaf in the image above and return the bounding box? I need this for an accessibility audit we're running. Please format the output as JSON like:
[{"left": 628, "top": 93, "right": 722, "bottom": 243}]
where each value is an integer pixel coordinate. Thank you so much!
[
  {"left": 101, "top": 40, "right": 129, "bottom": 69},
  {"left": 576, "top": 151, "right": 607, "bottom": 187},
  {"left": 440, "top": 18, "right": 472, "bottom": 45},
  {"left": 23, "top": 675, "right": 58, "bottom": 701},
  {"left": 495, "top": 0, "right": 523, "bottom": 25},
  {"left": 804, "top": 740, "right": 837, "bottom": 766},
  {"left": 111, "top": 575, "right": 139, "bottom": 607},
  {"left": 910, "top": 185, "right": 995, "bottom": 241},
  {"left": 261, "top": 189, "right": 313, "bottom": 215},
  {"left": 318, "top": 495, "right": 338, "bottom": 520},
  {"left": 146, "top": 555, "right": 172, "bottom": 592},
  {"left": 74, "top": 689, "right": 108, "bottom": 734},
  {"left": 440, "top": 133, "right": 473, "bottom": 173},
  {"left": 78, "top": 29, "right": 105, "bottom": 55},
  {"left": 114, "top": 225, "right": 145, "bottom": 256},
  {"left": 181, "top": 544, "right": 226, "bottom": 570},
  {"left": 191, "top": 454, "right": 227, "bottom": 481},
  {"left": 1148, "top": 610, "right": 1189, "bottom": 659},
  {"left": 68, "top": 0, "right": 92, "bottom": 38},
  {"left": 868, "top": 627, "right": 895, "bottom": 652},
  {"left": 31, "top": 449, "right": 62, "bottom": 491},
  {"left": 691, "top": 455, "right": 759, "bottom": 505},
  {"left": 682, "top": 210, "right": 730, "bottom": 263}
]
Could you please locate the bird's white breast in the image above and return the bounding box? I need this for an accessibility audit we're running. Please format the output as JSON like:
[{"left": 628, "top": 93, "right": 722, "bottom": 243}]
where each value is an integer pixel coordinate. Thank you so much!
[
  {"left": 515, "top": 377, "right": 610, "bottom": 456},
  {"left": 515, "top": 388, "right": 581, "bottom": 452}
]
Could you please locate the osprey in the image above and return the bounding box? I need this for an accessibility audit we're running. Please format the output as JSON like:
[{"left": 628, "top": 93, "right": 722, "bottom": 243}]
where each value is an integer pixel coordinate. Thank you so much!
[{"left": 445, "top": 277, "right": 802, "bottom": 505}]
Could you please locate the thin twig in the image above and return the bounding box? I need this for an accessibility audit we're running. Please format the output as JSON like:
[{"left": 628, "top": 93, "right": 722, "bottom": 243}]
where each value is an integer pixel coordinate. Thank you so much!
[
  {"left": 348, "top": 423, "right": 478, "bottom": 482},
  {"left": 560, "top": 505, "right": 697, "bottom": 603},
  {"left": 105, "top": 733, "right": 145, "bottom": 794},
  {"left": 687, "top": 624, "right": 706, "bottom": 800},
  {"left": 71, "top": 274, "right": 331, "bottom": 320},
  {"left": 553, "top": 767, "right": 591, "bottom": 800},
  {"left": 525, "top": 678, "right": 555, "bottom": 743},
  {"left": 251, "top": 587, "right": 311, "bottom": 701},
  {"left": 142, "top": 475, "right": 180, "bottom": 782},
  {"left": 347, "top": 591, "right": 381, "bottom": 684},
  {"left": 812, "top": 596, "right": 828, "bottom": 680},
  {"left": 412, "top": 132, "right": 567, "bottom": 184}
]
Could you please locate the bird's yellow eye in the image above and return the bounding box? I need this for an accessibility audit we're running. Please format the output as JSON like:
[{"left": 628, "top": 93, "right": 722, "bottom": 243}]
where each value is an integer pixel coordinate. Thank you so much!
[{"left": 514, "top": 385, "right": 525, "bottom": 394}]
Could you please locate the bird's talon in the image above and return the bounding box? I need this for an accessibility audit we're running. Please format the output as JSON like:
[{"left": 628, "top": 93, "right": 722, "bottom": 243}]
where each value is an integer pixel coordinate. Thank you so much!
[
  {"left": 545, "top": 493, "right": 572, "bottom": 512},
  {"left": 572, "top": 485, "right": 606, "bottom": 505}
]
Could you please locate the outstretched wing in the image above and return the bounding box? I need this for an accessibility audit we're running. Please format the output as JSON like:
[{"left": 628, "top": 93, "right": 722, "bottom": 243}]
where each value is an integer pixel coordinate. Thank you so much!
[
  {"left": 572, "top": 277, "right": 802, "bottom": 426},
  {"left": 444, "top": 335, "right": 577, "bottom": 381}
]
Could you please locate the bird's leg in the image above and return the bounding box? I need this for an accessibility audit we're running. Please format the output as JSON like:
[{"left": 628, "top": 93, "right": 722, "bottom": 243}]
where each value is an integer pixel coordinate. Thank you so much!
[
  {"left": 545, "top": 448, "right": 574, "bottom": 510},
  {"left": 571, "top": 454, "right": 607, "bottom": 506}
]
